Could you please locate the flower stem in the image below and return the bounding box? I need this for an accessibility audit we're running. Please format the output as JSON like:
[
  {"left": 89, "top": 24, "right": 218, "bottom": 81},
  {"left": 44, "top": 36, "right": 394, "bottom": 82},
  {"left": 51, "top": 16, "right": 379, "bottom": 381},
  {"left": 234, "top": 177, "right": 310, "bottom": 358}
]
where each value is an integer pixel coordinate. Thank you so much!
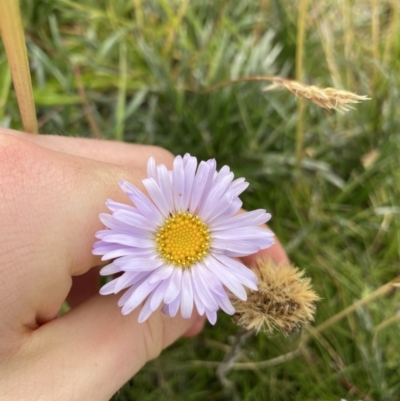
[{"left": 217, "top": 328, "right": 255, "bottom": 398}]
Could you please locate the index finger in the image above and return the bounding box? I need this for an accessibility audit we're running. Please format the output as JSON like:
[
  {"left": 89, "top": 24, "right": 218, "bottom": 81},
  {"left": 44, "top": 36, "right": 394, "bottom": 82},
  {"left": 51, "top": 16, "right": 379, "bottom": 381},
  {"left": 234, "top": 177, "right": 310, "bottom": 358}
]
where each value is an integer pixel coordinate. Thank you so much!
[{"left": 0, "top": 133, "right": 173, "bottom": 329}]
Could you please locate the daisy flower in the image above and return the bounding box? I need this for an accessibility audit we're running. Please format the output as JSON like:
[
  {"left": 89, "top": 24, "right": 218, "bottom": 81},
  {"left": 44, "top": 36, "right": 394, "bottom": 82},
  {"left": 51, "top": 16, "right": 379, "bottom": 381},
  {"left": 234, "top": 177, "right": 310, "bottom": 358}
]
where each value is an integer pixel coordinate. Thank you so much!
[{"left": 93, "top": 154, "right": 274, "bottom": 324}]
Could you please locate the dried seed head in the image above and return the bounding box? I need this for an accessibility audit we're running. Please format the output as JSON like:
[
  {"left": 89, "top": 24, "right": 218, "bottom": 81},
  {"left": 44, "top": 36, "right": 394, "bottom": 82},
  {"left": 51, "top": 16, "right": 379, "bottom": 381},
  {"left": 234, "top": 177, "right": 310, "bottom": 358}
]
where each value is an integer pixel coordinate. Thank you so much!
[
  {"left": 263, "top": 78, "right": 370, "bottom": 112},
  {"left": 231, "top": 259, "right": 320, "bottom": 335}
]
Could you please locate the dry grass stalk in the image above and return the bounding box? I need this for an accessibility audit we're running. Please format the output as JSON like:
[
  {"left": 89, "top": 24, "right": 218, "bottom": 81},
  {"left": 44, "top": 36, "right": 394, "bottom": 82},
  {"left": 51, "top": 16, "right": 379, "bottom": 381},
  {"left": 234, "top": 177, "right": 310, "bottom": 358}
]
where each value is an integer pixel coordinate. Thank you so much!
[
  {"left": 231, "top": 259, "right": 320, "bottom": 335},
  {"left": 264, "top": 77, "right": 370, "bottom": 112},
  {"left": 0, "top": 0, "right": 38, "bottom": 133},
  {"left": 199, "top": 75, "right": 369, "bottom": 112}
]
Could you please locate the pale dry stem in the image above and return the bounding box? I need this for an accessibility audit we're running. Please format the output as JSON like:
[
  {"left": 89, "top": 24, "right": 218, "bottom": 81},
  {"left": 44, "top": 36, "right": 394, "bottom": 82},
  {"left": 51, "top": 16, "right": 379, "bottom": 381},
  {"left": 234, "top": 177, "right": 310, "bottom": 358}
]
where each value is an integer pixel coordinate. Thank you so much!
[
  {"left": 198, "top": 75, "right": 369, "bottom": 112},
  {"left": 263, "top": 78, "right": 370, "bottom": 112}
]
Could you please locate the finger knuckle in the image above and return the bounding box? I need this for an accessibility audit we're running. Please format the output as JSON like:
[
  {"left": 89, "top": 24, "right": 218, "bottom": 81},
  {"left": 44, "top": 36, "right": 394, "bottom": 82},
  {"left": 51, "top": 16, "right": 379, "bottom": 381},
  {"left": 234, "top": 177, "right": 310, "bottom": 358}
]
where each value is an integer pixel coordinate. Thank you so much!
[
  {"left": 0, "top": 134, "right": 60, "bottom": 196},
  {"left": 0, "top": 135, "right": 40, "bottom": 200},
  {"left": 0, "top": 134, "right": 29, "bottom": 176}
]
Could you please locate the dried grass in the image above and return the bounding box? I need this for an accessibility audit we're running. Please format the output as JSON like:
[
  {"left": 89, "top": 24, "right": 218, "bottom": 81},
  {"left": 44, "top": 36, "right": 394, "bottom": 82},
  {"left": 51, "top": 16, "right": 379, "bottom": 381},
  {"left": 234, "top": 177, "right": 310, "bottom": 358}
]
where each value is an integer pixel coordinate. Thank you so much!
[
  {"left": 263, "top": 78, "right": 370, "bottom": 112},
  {"left": 200, "top": 75, "right": 369, "bottom": 113}
]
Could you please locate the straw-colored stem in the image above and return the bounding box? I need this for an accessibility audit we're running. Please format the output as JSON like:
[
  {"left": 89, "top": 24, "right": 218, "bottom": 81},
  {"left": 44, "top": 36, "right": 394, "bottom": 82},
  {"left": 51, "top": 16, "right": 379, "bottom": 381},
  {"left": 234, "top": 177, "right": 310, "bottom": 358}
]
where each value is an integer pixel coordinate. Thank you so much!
[
  {"left": 309, "top": 278, "right": 397, "bottom": 335},
  {"left": 295, "top": 0, "right": 308, "bottom": 168},
  {"left": 341, "top": 0, "right": 353, "bottom": 88},
  {"left": 194, "top": 76, "right": 369, "bottom": 113},
  {"left": 0, "top": 65, "right": 12, "bottom": 121},
  {"left": 0, "top": 0, "right": 38, "bottom": 133},
  {"left": 197, "top": 75, "right": 278, "bottom": 93},
  {"left": 371, "top": 0, "right": 380, "bottom": 87}
]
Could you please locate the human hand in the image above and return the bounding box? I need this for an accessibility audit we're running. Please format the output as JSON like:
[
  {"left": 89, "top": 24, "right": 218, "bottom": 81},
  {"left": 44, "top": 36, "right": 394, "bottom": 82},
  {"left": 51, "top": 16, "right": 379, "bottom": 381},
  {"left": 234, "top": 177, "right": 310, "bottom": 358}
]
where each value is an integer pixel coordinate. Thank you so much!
[{"left": 0, "top": 128, "right": 288, "bottom": 400}]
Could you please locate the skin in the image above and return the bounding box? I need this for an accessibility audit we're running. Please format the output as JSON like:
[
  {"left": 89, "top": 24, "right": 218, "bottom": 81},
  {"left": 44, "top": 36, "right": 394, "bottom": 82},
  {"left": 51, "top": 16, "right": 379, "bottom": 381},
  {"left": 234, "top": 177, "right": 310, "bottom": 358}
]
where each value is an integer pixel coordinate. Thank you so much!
[{"left": 0, "top": 128, "right": 289, "bottom": 401}]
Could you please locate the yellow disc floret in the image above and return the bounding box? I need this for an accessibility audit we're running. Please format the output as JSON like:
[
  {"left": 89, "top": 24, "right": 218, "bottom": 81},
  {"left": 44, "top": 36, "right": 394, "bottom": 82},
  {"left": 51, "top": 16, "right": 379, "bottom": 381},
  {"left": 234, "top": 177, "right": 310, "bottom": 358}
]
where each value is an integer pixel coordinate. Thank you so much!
[{"left": 155, "top": 212, "right": 211, "bottom": 268}]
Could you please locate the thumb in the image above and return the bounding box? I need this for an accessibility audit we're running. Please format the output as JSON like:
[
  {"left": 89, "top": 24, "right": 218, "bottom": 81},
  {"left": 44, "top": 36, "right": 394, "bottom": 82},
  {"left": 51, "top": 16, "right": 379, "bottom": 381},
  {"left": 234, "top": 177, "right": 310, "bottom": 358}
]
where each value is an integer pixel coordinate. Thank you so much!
[{"left": 12, "top": 296, "right": 201, "bottom": 401}]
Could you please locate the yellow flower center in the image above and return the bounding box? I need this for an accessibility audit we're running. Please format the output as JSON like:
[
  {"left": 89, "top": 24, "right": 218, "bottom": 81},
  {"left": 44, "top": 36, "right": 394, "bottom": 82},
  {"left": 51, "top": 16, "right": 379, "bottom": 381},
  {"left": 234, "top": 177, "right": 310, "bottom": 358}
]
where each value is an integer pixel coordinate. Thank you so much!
[{"left": 155, "top": 212, "right": 211, "bottom": 268}]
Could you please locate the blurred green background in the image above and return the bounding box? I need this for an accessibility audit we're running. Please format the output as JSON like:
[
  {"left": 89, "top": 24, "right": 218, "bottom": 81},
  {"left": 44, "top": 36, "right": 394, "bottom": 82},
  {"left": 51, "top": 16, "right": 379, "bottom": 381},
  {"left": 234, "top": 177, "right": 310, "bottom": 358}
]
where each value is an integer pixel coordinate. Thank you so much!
[{"left": 1, "top": 0, "right": 400, "bottom": 400}]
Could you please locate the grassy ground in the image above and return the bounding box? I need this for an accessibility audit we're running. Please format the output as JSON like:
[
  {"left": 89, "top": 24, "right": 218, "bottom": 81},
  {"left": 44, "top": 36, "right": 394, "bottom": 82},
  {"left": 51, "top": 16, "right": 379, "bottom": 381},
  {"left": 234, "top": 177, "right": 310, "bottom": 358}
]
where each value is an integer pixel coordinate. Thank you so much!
[{"left": 2, "top": 0, "right": 400, "bottom": 400}]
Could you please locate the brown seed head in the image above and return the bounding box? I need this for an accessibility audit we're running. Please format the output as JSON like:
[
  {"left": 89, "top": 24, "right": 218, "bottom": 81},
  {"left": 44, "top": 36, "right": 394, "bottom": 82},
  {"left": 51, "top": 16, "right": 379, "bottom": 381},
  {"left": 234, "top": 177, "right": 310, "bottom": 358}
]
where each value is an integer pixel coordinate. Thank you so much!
[
  {"left": 231, "top": 259, "right": 320, "bottom": 335},
  {"left": 263, "top": 78, "right": 370, "bottom": 112}
]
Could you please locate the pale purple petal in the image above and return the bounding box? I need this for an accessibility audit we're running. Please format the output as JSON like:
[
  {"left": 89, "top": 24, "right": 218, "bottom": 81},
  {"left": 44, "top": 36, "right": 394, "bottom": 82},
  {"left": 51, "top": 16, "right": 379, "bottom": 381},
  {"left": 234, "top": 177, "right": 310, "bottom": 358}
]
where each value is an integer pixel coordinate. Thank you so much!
[
  {"left": 207, "top": 159, "right": 216, "bottom": 169},
  {"left": 210, "top": 209, "right": 271, "bottom": 231},
  {"left": 192, "top": 283, "right": 205, "bottom": 315},
  {"left": 180, "top": 270, "right": 194, "bottom": 319},
  {"left": 101, "top": 247, "right": 155, "bottom": 261},
  {"left": 213, "top": 227, "right": 274, "bottom": 240},
  {"left": 94, "top": 230, "right": 122, "bottom": 241},
  {"left": 163, "top": 293, "right": 181, "bottom": 317},
  {"left": 205, "top": 309, "right": 217, "bottom": 325},
  {"left": 204, "top": 257, "right": 247, "bottom": 300},
  {"left": 157, "top": 164, "right": 174, "bottom": 212},
  {"left": 198, "top": 173, "right": 234, "bottom": 219},
  {"left": 147, "top": 156, "right": 158, "bottom": 182},
  {"left": 117, "top": 258, "right": 163, "bottom": 272},
  {"left": 214, "top": 254, "right": 258, "bottom": 291},
  {"left": 116, "top": 184, "right": 163, "bottom": 226},
  {"left": 99, "top": 215, "right": 150, "bottom": 238},
  {"left": 113, "top": 209, "right": 157, "bottom": 232},
  {"left": 230, "top": 178, "right": 249, "bottom": 196},
  {"left": 93, "top": 242, "right": 133, "bottom": 258},
  {"left": 161, "top": 303, "right": 169, "bottom": 315},
  {"left": 211, "top": 238, "right": 261, "bottom": 256},
  {"left": 189, "top": 161, "right": 213, "bottom": 213},
  {"left": 194, "top": 263, "right": 226, "bottom": 297},
  {"left": 138, "top": 297, "right": 155, "bottom": 323},
  {"left": 99, "top": 278, "right": 119, "bottom": 295},
  {"left": 143, "top": 177, "right": 171, "bottom": 217},
  {"left": 148, "top": 265, "right": 174, "bottom": 284},
  {"left": 191, "top": 265, "right": 219, "bottom": 310},
  {"left": 99, "top": 262, "right": 121, "bottom": 276},
  {"left": 214, "top": 292, "right": 235, "bottom": 315},
  {"left": 172, "top": 156, "right": 185, "bottom": 211},
  {"left": 182, "top": 153, "right": 192, "bottom": 167},
  {"left": 149, "top": 279, "right": 170, "bottom": 310},
  {"left": 182, "top": 156, "right": 197, "bottom": 211},
  {"left": 101, "top": 234, "right": 154, "bottom": 248},
  {"left": 214, "top": 198, "right": 243, "bottom": 221},
  {"left": 121, "top": 280, "right": 159, "bottom": 315},
  {"left": 106, "top": 200, "right": 137, "bottom": 213},
  {"left": 214, "top": 165, "right": 230, "bottom": 181},
  {"left": 115, "top": 272, "right": 144, "bottom": 293},
  {"left": 213, "top": 254, "right": 258, "bottom": 289},
  {"left": 103, "top": 271, "right": 147, "bottom": 296},
  {"left": 93, "top": 240, "right": 116, "bottom": 250},
  {"left": 164, "top": 268, "right": 182, "bottom": 303},
  {"left": 209, "top": 165, "right": 233, "bottom": 191},
  {"left": 98, "top": 213, "right": 116, "bottom": 229},
  {"left": 95, "top": 227, "right": 150, "bottom": 240},
  {"left": 117, "top": 277, "right": 147, "bottom": 306},
  {"left": 200, "top": 191, "right": 233, "bottom": 222},
  {"left": 113, "top": 252, "right": 158, "bottom": 265}
]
